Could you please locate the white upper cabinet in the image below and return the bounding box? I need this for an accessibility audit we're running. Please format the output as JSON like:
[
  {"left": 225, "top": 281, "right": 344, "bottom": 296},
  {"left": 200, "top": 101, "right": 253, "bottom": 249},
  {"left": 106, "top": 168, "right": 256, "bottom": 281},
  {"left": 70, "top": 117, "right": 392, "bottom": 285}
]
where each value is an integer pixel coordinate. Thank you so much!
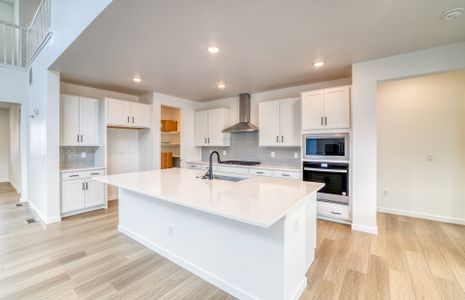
[
  {"left": 60, "top": 94, "right": 100, "bottom": 146},
  {"left": 194, "top": 108, "right": 230, "bottom": 146},
  {"left": 79, "top": 97, "right": 100, "bottom": 146},
  {"left": 259, "top": 98, "right": 300, "bottom": 147},
  {"left": 259, "top": 100, "right": 280, "bottom": 146},
  {"left": 107, "top": 98, "right": 152, "bottom": 129},
  {"left": 301, "top": 86, "right": 351, "bottom": 130},
  {"left": 131, "top": 102, "right": 152, "bottom": 128},
  {"left": 108, "top": 99, "right": 131, "bottom": 126}
]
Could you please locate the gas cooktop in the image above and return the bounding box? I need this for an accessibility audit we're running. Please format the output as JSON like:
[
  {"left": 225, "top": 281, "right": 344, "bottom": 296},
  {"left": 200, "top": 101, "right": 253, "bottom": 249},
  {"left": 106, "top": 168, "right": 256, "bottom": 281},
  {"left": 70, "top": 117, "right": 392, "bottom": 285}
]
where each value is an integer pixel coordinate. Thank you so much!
[{"left": 219, "top": 160, "right": 261, "bottom": 166}]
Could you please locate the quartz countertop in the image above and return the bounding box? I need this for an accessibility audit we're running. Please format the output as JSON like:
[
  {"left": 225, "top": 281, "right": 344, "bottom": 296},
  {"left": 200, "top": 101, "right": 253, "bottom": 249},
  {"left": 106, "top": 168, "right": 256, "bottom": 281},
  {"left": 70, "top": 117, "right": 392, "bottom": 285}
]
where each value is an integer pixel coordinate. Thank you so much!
[
  {"left": 94, "top": 168, "right": 323, "bottom": 228},
  {"left": 60, "top": 165, "right": 106, "bottom": 173},
  {"left": 185, "top": 160, "right": 301, "bottom": 172}
]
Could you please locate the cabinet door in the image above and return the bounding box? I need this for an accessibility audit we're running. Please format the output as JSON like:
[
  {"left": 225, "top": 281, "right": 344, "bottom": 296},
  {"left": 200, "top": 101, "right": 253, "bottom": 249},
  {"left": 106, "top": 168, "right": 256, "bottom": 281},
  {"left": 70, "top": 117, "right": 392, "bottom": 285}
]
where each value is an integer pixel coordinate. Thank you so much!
[
  {"left": 280, "top": 98, "right": 301, "bottom": 146},
  {"left": 60, "top": 95, "right": 80, "bottom": 146},
  {"left": 207, "top": 108, "right": 230, "bottom": 146},
  {"left": 85, "top": 179, "right": 105, "bottom": 207},
  {"left": 108, "top": 99, "right": 131, "bottom": 126},
  {"left": 259, "top": 101, "right": 280, "bottom": 146},
  {"left": 79, "top": 97, "right": 100, "bottom": 146},
  {"left": 301, "top": 90, "right": 324, "bottom": 130},
  {"left": 62, "top": 179, "right": 86, "bottom": 213},
  {"left": 131, "top": 103, "right": 152, "bottom": 128},
  {"left": 324, "top": 86, "right": 351, "bottom": 129},
  {"left": 194, "top": 111, "right": 208, "bottom": 146}
]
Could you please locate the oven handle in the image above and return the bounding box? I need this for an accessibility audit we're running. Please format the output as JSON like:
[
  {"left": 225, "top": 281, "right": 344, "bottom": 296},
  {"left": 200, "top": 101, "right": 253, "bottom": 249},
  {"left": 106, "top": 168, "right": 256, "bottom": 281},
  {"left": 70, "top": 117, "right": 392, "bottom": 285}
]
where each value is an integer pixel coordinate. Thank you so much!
[{"left": 303, "top": 168, "right": 348, "bottom": 173}]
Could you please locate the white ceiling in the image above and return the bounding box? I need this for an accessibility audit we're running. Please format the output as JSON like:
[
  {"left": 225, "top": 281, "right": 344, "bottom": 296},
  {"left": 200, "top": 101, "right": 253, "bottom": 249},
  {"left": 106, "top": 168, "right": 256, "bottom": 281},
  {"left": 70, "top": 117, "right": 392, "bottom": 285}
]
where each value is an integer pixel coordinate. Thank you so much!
[{"left": 52, "top": 0, "right": 465, "bottom": 101}]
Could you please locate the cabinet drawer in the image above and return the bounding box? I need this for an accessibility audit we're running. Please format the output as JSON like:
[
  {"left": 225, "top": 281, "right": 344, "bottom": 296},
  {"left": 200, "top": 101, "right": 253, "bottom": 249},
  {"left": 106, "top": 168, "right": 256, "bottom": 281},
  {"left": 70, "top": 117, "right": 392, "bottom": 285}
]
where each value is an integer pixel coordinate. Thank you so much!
[
  {"left": 61, "top": 169, "right": 105, "bottom": 181},
  {"left": 273, "top": 170, "right": 300, "bottom": 179},
  {"left": 249, "top": 168, "right": 273, "bottom": 177},
  {"left": 217, "top": 166, "right": 249, "bottom": 174},
  {"left": 317, "top": 201, "right": 350, "bottom": 220},
  {"left": 186, "top": 163, "right": 215, "bottom": 171}
]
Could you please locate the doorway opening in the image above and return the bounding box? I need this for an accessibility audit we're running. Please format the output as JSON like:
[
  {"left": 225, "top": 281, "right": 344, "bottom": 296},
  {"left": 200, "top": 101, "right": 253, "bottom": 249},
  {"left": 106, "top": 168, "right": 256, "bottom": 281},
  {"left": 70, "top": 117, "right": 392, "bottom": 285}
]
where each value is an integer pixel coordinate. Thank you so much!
[
  {"left": 160, "top": 105, "right": 181, "bottom": 169},
  {"left": 0, "top": 102, "right": 21, "bottom": 197}
]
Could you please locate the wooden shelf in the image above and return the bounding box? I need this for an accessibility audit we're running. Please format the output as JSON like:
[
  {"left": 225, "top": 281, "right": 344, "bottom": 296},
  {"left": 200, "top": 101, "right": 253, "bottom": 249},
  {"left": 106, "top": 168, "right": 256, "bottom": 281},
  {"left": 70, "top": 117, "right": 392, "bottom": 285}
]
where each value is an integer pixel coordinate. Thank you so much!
[
  {"left": 161, "top": 143, "right": 180, "bottom": 146},
  {"left": 161, "top": 131, "right": 180, "bottom": 135}
]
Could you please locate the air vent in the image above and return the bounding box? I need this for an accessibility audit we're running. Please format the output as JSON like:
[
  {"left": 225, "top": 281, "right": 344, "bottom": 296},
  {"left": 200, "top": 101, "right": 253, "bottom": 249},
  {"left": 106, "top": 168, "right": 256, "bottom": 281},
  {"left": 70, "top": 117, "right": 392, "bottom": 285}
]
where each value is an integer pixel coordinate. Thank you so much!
[{"left": 25, "top": 218, "right": 36, "bottom": 224}]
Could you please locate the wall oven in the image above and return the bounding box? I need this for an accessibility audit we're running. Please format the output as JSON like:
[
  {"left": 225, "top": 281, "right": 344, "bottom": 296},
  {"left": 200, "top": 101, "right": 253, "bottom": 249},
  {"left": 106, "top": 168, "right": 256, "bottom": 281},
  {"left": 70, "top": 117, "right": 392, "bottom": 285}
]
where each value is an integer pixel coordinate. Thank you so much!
[
  {"left": 303, "top": 161, "right": 349, "bottom": 204},
  {"left": 303, "top": 133, "right": 349, "bottom": 161}
]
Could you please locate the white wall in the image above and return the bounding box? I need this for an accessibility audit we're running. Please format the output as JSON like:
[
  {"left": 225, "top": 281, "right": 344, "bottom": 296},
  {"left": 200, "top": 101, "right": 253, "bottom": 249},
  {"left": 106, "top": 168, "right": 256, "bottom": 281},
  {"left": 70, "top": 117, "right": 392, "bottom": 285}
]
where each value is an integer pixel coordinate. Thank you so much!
[
  {"left": 377, "top": 69, "right": 465, "bottom": 224},
  {"left": 352, "top": 41, "right": 465, "bottom": 234},
  {"left": 0, "top": 108, "right": 10, "bottom": 182},
  {"left": 9, "top": 104, "right": 21, "bottom": 191},
  {"left": 26, "top": 0, "right": 112, "bottom": 223},
  {"left": 0, "top": 0, "right": 14, "bottom": 23},
  {"left": 201, "top": 78, "right": 352, "bottom": 126}
]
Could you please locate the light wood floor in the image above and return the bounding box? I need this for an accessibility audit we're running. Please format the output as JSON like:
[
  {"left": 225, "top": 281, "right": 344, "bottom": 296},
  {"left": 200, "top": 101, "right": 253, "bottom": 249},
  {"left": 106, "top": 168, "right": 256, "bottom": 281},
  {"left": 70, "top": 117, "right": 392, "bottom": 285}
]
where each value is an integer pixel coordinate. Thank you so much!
[{"left": 1, "top": 182, "right": 464, "bottom": 299}]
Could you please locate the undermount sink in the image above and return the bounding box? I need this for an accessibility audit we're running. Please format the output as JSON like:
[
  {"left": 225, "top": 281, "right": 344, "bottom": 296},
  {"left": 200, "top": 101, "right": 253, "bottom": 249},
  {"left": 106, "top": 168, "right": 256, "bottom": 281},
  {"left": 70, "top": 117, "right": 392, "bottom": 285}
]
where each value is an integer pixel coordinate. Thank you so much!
[{"left": 198, "top": 174, "right": 247, "bottom": 182}]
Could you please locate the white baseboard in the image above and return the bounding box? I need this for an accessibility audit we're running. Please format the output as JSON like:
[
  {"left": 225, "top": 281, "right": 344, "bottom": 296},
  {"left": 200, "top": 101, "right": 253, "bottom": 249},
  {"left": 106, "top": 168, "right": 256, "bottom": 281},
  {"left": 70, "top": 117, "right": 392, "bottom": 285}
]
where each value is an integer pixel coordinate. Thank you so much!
[
  {"left": 352, "top": 223, "right": 378, "bottom": 235},
  {"left": 118, "top": 225, "right": 258, "bottom": 300},
  {"left": 290, "top": 278, "right": 307, "bottom": 300},
  {"left": 28, "top": 201, "right": 61, "bottom": 224},
  {"left": 378, "top": 207, "right": 465, "bottom": 226}
]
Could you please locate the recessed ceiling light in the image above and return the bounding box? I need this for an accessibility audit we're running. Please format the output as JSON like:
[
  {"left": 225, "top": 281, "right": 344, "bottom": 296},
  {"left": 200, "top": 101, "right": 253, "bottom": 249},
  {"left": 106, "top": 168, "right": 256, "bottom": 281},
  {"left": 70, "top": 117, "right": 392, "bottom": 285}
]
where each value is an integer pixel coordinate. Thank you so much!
[
  {"left": 133, "top": 75, "right": 142, "bottom": 83},
  {"left": 442, "top": 7, "right": 463, "bottom": 21},
  {"left": 207, "top": 46, "right": 220, "bottom": 54},
  {"left": 313, "top": 61, "right": 324, "bottom": 67},
  {"left": 217, "top": 82, "right": 226, "bottom": 89}
]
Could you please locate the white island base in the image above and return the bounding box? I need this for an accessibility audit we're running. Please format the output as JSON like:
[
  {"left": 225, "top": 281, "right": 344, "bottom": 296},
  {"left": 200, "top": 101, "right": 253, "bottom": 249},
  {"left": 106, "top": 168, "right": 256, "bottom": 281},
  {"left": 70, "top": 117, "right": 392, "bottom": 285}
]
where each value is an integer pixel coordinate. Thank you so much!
[{"left": 117, "top": 188, "right": 316, "bottom": 300}]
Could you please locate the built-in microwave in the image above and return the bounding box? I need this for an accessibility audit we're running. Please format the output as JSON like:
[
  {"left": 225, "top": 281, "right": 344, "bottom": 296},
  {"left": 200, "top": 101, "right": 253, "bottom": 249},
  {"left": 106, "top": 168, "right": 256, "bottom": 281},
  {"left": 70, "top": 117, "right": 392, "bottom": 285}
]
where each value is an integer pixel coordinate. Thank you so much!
[{"left": 303, "top": 133, "right": 349, "bottom": 161}]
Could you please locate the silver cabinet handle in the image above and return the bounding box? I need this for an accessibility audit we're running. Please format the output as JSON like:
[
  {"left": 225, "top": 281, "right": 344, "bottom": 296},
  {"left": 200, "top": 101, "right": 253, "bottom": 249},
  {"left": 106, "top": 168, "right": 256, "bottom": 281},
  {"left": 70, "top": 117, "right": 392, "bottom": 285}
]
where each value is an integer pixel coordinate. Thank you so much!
[
  {"left": 204, "top": 138, "right": 207, "bottom": 144},
  {"left": 281, "top": 135, "right": 284, "bottom": 143},
  {"left": 82, "top": 182, "right": 85, "bottom": 190},
  {"left": 69, "top": 174, "right": 79, "bottom": 178},
  {"left": 304, "top": 167, "right": 348, "bottom": 173},
  {"left": 321, "top": 117, "right": 324, "bottom": 125},
  {"left": 77, "top": 134, "right": 80, "bottom": 143},
  {"left": 85, "top": 182, "right": 88, "bottom": 190},
  {"left": 132, "top": 117, "right": 135, "bottom": 124},
  {"left": 281, "top": 174, "right": 290, "bottom": 177},
  {"left": 276, "top": 136, "right": 279, "bottom": 143},
  {"left": 208, "top": 137, "right": 210, "bottom": 144},
  {"left": 325, "top": 117, "right": 328, "bottom": 125},
  {"left": 330, "top": 211, "right": 341, "bottom": 215},
  {"left": 127, "top": 116, "right": 130, "bottom": 123},
  {"left": 90, "top": 172, "right": 100, "bottom": 175},
  {"left": 256, "top": 171, "right": 264, "bottom": 174},
  {"left": 80, "top": 135, "right": 83, "bottom": 143}
]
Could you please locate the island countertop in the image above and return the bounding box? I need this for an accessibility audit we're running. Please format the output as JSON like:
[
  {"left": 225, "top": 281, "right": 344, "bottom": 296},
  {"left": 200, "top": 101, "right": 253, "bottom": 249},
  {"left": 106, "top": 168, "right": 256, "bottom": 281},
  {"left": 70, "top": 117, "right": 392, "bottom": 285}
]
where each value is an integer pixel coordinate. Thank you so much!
[{"left": 94, "top": 168, "right": 324, "bottom": 228}]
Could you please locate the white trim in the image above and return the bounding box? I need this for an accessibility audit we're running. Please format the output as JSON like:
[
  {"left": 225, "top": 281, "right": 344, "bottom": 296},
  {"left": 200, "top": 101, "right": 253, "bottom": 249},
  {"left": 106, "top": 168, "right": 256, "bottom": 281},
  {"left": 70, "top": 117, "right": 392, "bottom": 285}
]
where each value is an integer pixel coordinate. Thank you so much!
[
  {"left": 289, "top": 278, "right": 307, "bottom": 300},
  {"left": 351, "top": 223, "right": 378, "bottom": 235},
  {"left": 378, "top": 207, "right": 465, "bottom": 226},
  {"left": 19, "top": 196, "right": 27, "bottom": 203},
  {"left": 28, "top": 201, "right": 61, "bottom": 224},
  {"left": 118, "top": 225, "right": 259, "bottom": 300},
  {"left": 317, "top": 215, "right": 352, "bottom": 225}
]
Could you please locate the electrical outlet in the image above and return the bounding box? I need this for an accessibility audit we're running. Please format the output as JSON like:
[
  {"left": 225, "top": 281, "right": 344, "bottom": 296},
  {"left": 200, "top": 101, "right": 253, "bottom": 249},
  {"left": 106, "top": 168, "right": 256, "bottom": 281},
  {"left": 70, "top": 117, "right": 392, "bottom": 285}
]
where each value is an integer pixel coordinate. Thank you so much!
[
  {"left": 271, "top": 152, "right": 275, "bottom": 158},
  {"left": 294, "top": 152, "right": 299, "bottom": 159},
  {"left": 81, "top": 152, "right": 86, "bottom": 159},
  {"left": 426, "top": 154, "right": 433, "bottom": 161},
  {"left": 223, "top": 150, "right": 227, "bottom": 156}
]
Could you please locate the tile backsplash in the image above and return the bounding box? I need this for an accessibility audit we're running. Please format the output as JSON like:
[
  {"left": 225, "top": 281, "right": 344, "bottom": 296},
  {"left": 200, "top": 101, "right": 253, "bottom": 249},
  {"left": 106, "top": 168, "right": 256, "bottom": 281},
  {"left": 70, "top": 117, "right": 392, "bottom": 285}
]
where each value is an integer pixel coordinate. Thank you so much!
[
  {"left": 201, "top": 132, "right": 300, "bottom": 166},
  {"left": 60, "top": 146, "right": 98, "bottom": 169}
]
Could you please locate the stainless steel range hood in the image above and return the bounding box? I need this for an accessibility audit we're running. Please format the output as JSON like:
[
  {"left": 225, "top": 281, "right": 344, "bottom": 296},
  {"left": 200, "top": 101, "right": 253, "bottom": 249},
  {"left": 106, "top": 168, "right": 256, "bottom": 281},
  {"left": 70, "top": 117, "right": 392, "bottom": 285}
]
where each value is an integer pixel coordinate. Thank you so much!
[{"left": 222, "top": 93, "right": 259, "bottom": 133}]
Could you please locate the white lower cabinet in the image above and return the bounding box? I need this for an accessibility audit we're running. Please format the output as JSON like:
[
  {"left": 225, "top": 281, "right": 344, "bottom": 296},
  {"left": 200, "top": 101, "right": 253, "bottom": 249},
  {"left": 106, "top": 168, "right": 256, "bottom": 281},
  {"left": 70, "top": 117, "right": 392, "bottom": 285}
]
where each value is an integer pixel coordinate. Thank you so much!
[
  {"left": 317, "top": 201, "right": 350, "bottom": 222},
  {"left": 273, "top": 170, "right": 301, "bottom": 179},
  {"left": 185, "top": 162, "right": 301, "bottom": 179},
  {"left": 61, "top": 169, "right": 106, "bottom": 215}
]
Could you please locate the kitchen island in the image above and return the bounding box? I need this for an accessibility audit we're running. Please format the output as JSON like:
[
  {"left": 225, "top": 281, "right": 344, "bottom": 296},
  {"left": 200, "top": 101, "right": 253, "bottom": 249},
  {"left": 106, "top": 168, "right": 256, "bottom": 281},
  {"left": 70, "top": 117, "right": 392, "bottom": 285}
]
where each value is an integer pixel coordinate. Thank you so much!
[{"left": 95, "top": 168, "right": 323, "bottom": 300}]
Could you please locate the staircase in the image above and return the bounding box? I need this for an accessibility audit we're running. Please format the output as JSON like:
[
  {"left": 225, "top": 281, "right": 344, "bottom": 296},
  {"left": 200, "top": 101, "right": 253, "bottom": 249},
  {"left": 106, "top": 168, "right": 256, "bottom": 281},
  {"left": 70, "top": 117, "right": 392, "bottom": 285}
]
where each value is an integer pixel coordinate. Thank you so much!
[{"left": 0, "top": 0, "right": 51, "bottom": 69}]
